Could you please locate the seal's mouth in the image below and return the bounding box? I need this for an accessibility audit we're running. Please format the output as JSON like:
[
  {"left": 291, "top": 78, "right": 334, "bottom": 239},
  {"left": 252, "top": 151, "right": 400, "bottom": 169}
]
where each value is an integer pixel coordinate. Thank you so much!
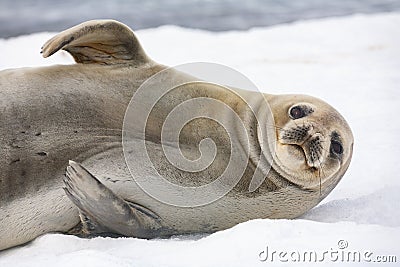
[
  {"left": 276, "top": 121, "right": 326, "bottom": 171},
  {"left": 272, "top": 140, "right": 326, "bottom": 189},
  {"left": 286, "top": 143, "right": 322, "bottom": 170},
  {"left": 285, "top": 143, "right": 307, "bottom": 163},
  {"left": 278, "top": 142, "right": 313, "bottom": 169}
]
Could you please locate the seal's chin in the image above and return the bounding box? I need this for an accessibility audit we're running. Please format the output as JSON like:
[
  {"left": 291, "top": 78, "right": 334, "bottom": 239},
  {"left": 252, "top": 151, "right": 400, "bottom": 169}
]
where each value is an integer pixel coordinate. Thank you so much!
[
  {"left": 286, "top": 144, "right": 306, "bottom": 164},
  {"left": 286, "top": 144, "right": 319, "bottom": 170},
  {"left": 273, "top": 142, "right": 332, "bottom": 188},
  {"left": 276, "top": 143, "right": 311, "bottom": 171}
]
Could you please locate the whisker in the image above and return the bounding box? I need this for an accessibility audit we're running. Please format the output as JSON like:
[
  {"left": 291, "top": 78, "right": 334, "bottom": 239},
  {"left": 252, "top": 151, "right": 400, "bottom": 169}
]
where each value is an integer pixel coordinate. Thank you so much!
[
  {"left": 265, "top": 123, "right": 286, "bottom": 131},
  {"left": 316, "top": 158, "right": 326, "bottom": 195},
  {"left": 292, "top": 120, "right": 300, "bottom": 129}
]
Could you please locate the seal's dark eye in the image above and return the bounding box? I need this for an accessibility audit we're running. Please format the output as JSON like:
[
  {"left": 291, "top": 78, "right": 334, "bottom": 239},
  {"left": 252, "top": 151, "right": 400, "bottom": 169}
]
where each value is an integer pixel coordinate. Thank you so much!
[
  {"left": 289, "top": 106, "right": 306, "bottom": 119},
  {"left": 331, "top": 140, "right": 343, "bottom": 155}
]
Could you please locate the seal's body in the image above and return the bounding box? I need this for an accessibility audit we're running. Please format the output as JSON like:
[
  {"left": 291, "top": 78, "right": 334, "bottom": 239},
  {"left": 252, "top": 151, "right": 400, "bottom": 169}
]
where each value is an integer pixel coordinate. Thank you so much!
[
  {"left": 0, "top": 20, "right": 353, "bottom": 251},
  {"left": 0, "top": 63, "right": 164, "bottom": 249}
]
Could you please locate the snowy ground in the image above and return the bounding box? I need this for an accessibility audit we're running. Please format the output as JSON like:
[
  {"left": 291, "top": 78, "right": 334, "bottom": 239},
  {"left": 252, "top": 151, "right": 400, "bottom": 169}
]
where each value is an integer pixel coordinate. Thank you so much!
[{"left": 0, "top": 13, "right": 400, "bottom": 266}]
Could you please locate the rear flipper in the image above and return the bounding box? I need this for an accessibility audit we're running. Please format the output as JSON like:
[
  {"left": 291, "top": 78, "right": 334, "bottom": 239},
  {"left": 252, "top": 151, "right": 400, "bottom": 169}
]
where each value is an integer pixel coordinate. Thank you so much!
[
  {"left": 63, "top": 160, "right": 162, "bottom": 238},
  {"left": 41, "top": 19, "right": 150, "bottom": 65}
]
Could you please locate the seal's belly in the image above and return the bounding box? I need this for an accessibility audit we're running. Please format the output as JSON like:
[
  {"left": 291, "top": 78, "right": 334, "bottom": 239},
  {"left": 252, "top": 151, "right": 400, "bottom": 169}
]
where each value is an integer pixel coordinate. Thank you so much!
[
  {"left": 82, "top": 143, "right": 319, "bottom": 236},
  {"left": 0, "top": 185, "right": 79, "bottom": 251}
]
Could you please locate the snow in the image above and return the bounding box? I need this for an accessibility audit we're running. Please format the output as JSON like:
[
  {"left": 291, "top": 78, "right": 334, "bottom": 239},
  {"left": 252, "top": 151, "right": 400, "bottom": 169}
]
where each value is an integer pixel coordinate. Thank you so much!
[{"left": 1, "top": 12, "right": 400, "bottom": 266}]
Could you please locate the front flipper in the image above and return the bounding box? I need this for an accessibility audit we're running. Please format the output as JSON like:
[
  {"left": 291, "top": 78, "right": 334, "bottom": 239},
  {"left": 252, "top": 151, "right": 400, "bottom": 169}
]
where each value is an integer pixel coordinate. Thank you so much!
[
  {"left": 41, "top": 20, "right": 150, "bottom": 65},
  {"left": 63, "top": 160, "right": 162, "bottom": 238}
]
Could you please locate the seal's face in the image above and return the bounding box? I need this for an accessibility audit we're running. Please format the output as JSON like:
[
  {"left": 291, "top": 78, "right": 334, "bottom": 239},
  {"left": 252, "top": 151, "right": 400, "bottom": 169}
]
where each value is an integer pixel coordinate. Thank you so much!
[{"left": 267, "top": 94, "right": 354, "bottom": 189}]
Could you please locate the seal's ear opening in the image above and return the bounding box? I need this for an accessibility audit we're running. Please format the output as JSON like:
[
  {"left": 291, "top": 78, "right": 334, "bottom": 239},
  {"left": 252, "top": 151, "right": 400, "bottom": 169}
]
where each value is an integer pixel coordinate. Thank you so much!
[{"left": 41, "top": 20, "right": 151, "bottom": 65}]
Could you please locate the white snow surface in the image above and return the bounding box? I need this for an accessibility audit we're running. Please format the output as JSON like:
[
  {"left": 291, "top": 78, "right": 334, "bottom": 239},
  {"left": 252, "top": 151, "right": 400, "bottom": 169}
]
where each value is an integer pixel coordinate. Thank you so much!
[{"left": 1, "top": 13, "right": 400, "bottom": 266}]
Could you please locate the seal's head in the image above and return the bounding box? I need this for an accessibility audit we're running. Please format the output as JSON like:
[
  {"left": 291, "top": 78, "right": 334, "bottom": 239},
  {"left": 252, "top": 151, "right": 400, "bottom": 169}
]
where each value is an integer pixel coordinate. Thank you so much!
[{"left": 266, "top": 94, "right": 353, "bottom": 191}]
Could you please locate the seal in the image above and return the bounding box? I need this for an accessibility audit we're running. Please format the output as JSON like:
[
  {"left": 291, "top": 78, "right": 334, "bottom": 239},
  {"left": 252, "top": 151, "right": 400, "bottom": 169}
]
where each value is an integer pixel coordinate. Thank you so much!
[{"left": 0, "top": 20, "right": 353, "bottom": 250}]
